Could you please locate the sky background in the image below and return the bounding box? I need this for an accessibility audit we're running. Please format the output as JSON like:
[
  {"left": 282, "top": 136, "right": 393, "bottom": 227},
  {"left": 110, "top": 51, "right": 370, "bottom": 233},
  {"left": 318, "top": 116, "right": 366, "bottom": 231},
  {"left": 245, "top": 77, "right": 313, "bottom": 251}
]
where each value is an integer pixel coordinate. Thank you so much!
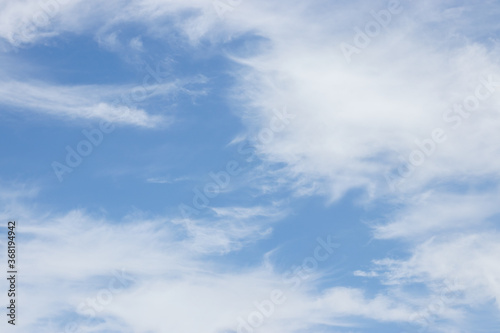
[{"left": 1, "top": 0, "right": 500, "bottom": 332}]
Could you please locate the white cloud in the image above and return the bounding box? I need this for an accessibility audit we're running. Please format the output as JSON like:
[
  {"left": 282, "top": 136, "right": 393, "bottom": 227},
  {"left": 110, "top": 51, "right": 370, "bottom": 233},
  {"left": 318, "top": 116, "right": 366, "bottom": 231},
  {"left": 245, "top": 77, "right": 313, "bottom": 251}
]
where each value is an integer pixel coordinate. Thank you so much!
[
  {"left": 129, "top": 36, "right": 143, "bottom": 51},
  {"left": 146, "top": 176, "right": 173, "bottom": 184},
  {"left": 172, "top": 205, "right": 283, "bottom": 254},
  {"left": 380, "top": 232, "right": 500, "bottom": 300},
  {"left": 227, "top": 5, "right": 500, "bottom": 201},
  {"left": 199, "top": 1, "right": 500, "bottom": 330},
  {"left": 0, "top": 79, "right": 165, "bottom": 127},
  {"left": 4, "top": 1, "right": 499, "bottom": 193},
  {"left": 373, "top": 188, "right": 500, "bottom": 240},
  {"left": 369, "top": 231, "right": 500, "bottom": 330},
  {"left": 0, "top": 190, "right": 417, "bottom": 333},
  {"left": 2, "top": 0, "right": 500, "bottom": 331},
  {"left": 0, "top": 74, "right": 209, "bottom": 127},
  {"left": 0, "top": 0, "right": 216, "bottom": 47}
]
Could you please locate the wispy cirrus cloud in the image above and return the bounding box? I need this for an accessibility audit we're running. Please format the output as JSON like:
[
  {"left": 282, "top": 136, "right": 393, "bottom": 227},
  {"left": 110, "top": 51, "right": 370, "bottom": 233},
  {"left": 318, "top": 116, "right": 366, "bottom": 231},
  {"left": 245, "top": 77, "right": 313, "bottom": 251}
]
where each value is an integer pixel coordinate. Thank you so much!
[
  {"left": 0, "top": 75, "right": 207, "bottom": 127},
  {"left": 0, "top": 185, "right": 417, "bottom": 333}
]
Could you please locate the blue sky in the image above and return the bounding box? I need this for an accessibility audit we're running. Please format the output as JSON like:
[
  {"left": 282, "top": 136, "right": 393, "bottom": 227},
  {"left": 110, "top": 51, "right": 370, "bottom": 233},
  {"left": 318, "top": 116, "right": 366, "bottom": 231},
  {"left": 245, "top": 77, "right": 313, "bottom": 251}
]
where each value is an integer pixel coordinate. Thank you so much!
[{"left": 1, "top": 0, "right": 500, "bottom": 332}]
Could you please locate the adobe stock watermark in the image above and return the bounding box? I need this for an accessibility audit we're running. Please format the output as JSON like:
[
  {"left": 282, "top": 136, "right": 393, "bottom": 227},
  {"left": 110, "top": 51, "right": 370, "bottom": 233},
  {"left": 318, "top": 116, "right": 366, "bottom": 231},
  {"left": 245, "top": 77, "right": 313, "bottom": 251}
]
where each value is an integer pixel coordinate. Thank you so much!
[
  {"left": 11, "top": 0, "right": 69, "bottom": 46},
  {"left": 385, "top": 74, "right": 500, "bottom": 192},
  {"left": 178, "top": 106, "right": 295, "bottom": 218},
  {"left": 340, "top": 0, "right": 403, "bottom": 64},
  {"left": 61, "top": 269, "right": 136, "bottom": 333},
  {"left": 51, "top": 121, "right": 115, "bottom": 182},
  {"left": 442, "top": 75, "right": 500, "bottom": 129},
  {"left": 51, "top": 60, "right": 170, "bottom": 182},
  {"left": 236, "top": 235, "right": 339, "bottom": 333},
  {"left": 213, "top": 0, "right": 243, "bottom": 19},
  {"left": 406, "top": 278, "right": 463, "bottom": 333},
  {"left": 384, "top": 128, "right": 447, "bottom": 192}
]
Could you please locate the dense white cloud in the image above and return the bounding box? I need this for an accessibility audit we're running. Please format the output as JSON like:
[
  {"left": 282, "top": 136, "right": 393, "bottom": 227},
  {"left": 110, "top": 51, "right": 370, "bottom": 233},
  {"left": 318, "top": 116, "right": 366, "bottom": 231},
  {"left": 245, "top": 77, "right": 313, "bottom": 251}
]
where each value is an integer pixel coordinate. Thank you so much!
[{"left": 227, "top": 3, "right": 500, "bottom": 200}]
